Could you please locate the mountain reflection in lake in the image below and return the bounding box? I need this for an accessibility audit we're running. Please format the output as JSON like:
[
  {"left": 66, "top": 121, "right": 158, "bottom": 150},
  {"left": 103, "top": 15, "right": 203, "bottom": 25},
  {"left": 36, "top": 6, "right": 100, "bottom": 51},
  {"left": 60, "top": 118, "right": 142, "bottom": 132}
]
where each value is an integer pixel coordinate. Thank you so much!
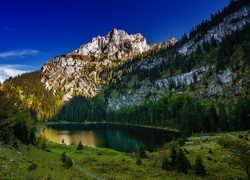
[{"left": 41, "top": 123, "right": 179, "bottom": 152}]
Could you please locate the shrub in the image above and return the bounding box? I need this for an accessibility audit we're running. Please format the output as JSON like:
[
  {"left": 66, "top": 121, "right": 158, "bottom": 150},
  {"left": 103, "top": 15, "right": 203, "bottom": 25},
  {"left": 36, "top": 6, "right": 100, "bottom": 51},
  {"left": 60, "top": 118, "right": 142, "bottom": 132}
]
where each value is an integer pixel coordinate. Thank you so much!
[
  {"left": 61, "top": 151, "right": 66, "bottom": 163},
  {"left": 136, "top": 158, "right": 142, "bottom": 165},
  {"left": 209, "top": 149, "right": 213, "bottom": 154},
  {"left": 77, "top": 141, "right": 83, "bottom": 150},
  {"left": 136, "top": 145, "right": 146, "bottom": 158},
  {"left": 162, "top": 157, "right": 171, "bottom": 171},
  {"left": 66, "top": 156, "right": 73, "bottom": 168},
  {"left": 28, "top": 163, "right": 38, "bottom": 171},
  {"left": 217, "top": 137, "right": 231, "bottom": 148}
]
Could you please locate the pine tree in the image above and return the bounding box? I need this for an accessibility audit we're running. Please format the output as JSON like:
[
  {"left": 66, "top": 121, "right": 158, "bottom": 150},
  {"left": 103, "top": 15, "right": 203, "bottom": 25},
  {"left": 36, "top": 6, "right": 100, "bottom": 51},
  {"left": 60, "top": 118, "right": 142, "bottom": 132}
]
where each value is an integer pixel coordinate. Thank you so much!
[
  {"left": 170, "top": 144, "right": 177, "bottom": 167},
  {"left": 61, "top": 151, "right": 66, "bottom": 163},
  {"left": 176, "top": 148, "right": 191, "bottom": 174},
  {"left": 77, "top": 141, "right": 83, "bottom": 150},
  {"left": 195, "top": 155, "right": 207, "bottom": 176},
  {"left": 66, "top": 156, "right": 73, "bottom": 168}
]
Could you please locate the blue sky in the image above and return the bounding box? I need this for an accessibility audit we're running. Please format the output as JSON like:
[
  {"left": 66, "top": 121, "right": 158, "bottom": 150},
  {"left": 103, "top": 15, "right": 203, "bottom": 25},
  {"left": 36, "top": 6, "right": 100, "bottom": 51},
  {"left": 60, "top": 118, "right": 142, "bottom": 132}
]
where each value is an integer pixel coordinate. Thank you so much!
[{"left": 0, "top": 0, "right": 230, "bottom": 83}]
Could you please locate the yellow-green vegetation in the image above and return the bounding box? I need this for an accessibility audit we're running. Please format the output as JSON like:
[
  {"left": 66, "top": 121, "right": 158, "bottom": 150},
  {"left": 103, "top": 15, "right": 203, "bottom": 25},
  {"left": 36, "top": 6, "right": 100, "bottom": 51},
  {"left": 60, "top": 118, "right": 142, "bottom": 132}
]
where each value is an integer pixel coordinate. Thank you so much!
[
  {"left": 0, "top": 142, "right": 88, "bottom": 180},
  {"left": 1, "top": 129, "right": 249, "bottom": 179}
]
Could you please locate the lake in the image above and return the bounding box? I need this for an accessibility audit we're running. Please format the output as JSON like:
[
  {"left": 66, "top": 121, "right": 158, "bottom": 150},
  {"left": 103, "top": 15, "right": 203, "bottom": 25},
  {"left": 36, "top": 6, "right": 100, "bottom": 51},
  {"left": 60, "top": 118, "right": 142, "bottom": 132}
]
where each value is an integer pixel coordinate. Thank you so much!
[{"left": 40, "top": 123, "right": 179, "bottom": 152}]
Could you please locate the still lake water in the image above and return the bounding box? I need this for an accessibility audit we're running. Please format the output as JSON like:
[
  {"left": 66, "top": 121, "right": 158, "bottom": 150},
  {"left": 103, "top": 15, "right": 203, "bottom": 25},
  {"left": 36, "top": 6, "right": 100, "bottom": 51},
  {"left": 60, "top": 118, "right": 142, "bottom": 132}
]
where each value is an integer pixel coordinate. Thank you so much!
[{"left": 41, "top": 123, "right": 179, "bottom": 152}]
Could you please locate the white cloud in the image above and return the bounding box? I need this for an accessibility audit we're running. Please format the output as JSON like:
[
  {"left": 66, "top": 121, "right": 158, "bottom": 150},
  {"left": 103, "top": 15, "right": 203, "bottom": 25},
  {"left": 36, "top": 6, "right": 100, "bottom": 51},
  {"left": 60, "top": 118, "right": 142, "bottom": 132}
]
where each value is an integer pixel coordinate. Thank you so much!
[
  {"left": 0, "top": 64, "right": 32, "bottom": 83},
  {"left": 0, "top": 49, "right": 39, "bottom": 58}
]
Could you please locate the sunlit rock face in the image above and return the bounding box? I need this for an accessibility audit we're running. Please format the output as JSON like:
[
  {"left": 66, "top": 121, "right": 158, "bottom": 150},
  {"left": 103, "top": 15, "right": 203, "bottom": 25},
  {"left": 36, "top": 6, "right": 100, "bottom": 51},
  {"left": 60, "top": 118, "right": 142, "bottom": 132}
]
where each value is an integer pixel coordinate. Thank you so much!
[
  {"left": 71, "top": 28, "right": 151, "bottom": 60},
  {"left": 41, "top": 29, "right": 176, "bottom": 101}
]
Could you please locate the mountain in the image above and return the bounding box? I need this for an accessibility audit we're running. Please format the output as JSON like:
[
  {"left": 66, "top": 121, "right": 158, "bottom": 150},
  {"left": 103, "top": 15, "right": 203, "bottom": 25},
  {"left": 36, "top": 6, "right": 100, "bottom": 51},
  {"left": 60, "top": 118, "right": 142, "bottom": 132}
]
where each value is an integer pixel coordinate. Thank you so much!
[
  {"left": 1, "top": 0, "right": 250, "bottom": 125},
  {"left": 41, "top": 29, "right": 176, "bottom": 101}
]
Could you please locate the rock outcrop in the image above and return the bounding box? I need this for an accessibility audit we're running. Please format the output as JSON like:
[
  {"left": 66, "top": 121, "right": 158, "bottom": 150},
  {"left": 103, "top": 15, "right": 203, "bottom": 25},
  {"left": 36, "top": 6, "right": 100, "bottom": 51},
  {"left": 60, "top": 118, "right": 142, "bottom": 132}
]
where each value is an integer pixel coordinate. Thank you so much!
[
  {"left": 71, "top": 28, "right": 152, "bottom": 60},
  {"left": 178, "top": 5, "right": 250, "bottom": 55}
]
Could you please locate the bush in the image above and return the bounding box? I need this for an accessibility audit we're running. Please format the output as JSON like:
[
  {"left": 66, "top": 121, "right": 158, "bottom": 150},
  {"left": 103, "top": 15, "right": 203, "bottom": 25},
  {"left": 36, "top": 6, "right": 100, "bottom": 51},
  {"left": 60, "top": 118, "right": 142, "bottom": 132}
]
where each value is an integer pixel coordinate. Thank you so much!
[
  {"left": 209, "top": 149, "right": 213, "bottom": 154},
  {"left": 61, "top": 151, "right": 66, "bottom": 163},
  {"left": 77, "top": 141, "right": 83, "bottom": 150},
  {"left": 162, "top": 158, "right": 171, "bottom": 171},
  {"left": 66, "top": 156, "right": 73, "bottom": 168},
  {"left": 28, "top": 163, "right": 38, "bottom": 171},
  {"left": 136, "top": 158, "right": 142, "bottom": 165},
  {"left": 217, "top": 137, "right": 231, "bottom": 148},
  {"left": 136, "top": 145, "right": 146, "bottom": 158}
]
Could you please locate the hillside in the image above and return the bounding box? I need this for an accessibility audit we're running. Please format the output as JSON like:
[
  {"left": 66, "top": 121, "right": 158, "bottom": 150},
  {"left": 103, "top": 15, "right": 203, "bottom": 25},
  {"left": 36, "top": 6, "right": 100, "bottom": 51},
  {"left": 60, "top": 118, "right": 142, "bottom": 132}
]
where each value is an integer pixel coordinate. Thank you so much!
[{"left": 0, "top": 0, "right": 249, "bottom": 128}]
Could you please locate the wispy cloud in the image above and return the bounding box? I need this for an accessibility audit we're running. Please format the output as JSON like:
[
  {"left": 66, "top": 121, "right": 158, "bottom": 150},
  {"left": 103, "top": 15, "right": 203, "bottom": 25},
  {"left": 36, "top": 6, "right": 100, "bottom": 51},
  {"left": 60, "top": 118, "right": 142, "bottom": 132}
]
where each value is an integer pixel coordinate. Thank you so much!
[
  {"left": 0, "top": 64, "right": 32, "bottom": 83},
  {"left": 0, "top": 49, "right": 39, "bottom": 58}
]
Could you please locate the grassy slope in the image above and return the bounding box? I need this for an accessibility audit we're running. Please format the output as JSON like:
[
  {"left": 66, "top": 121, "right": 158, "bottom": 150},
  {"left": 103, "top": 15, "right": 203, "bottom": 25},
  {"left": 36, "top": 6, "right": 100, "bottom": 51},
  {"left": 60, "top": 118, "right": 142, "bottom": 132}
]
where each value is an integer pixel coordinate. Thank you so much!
[
  {"left": 1, "top": 130, "right": 249, "bottom": 180},
  {"left": 0, "top": 143, "right": 88, "bottom": 180}
]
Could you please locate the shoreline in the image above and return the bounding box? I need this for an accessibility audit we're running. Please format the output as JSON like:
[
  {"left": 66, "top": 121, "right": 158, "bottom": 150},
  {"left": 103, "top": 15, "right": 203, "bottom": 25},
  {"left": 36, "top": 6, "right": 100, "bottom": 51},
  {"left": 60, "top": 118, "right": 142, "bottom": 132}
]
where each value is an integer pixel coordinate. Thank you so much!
[{"left": 36, "top": 120, "right": 179, "bottom": 133}]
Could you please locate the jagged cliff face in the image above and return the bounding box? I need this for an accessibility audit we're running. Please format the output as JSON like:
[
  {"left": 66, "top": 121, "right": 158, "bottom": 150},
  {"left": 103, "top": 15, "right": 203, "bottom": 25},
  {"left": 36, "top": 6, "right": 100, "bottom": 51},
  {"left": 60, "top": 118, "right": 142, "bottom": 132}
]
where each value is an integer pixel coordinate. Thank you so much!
[{"left": 41, "top": 29, "right": 176, "bottom": 100}]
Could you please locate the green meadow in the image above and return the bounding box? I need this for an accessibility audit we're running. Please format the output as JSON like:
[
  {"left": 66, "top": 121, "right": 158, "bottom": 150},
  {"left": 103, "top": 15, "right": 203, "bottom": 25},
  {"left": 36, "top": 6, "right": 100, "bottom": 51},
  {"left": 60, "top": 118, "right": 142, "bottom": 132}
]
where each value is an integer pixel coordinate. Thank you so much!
[{"left": 1, "top": 127, "right": 249, "bottom": 180}]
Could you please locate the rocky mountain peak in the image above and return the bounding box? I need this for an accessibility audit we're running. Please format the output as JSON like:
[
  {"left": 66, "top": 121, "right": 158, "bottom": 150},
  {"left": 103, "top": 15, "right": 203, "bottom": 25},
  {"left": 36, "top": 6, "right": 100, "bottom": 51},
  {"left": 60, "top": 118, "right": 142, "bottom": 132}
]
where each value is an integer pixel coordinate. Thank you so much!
[{"left": 70, "top": 28, "right": 152, "bottom": 60}]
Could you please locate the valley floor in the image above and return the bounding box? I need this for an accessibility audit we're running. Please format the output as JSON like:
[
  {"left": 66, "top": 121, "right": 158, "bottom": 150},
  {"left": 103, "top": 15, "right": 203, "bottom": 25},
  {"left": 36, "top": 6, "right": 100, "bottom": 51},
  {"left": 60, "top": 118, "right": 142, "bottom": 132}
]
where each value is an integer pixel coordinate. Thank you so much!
[{"left": 0, "top": 127, "right": 249, "bottom": 179}]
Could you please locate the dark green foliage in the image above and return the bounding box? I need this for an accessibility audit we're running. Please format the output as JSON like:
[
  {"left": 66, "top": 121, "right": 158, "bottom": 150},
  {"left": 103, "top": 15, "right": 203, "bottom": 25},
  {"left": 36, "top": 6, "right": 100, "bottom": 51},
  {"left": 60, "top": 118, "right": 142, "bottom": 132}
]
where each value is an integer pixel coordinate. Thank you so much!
[
  {"left": 77, "top": 141, "right": 83, "bottom": 150},
  {"left": 136, "top": 145, "right": 146, "bottom": 158},
  {"left": 217, "top": 137, "right": 231, "bottom": 148},
  {"left": 195, "top": 155, "right": 207, "bottom": 176},
  {"left": 61, "top": 151, "right": 66, "bottom": 163},
  {"left": 0, "top": 81, "right": 36, "bottom": 145},
  {"left": 170, "top": 144, "right": 178, "bottom": 167},
  {"left": 106, "top": 93, "right": 250, "bottom": 135},
  {"left": 55, "top": 96, "right": 106, "bottom": 122},
  {"left": 28, "top": 163, "right": 38, "bottom": 171},
  {"left": 229, "top": 139, "right": 250, "bottom": 180},
  {"left": 14, "top": 121, "right": 30, "bottom": 145},
  {"left": 176, "top": 148, "right": 191, "bottom": 174},
  {"left": 162, "top": 157, "right": 171, "bottom": 171},
  {"left": 136, "top": 158, "right": 142, "bottom": 165},
  {"left": 66, "top": 156, "right": 73, "bottom": 168},
  {"left": 13, "top": 141, "right": 19, "bottom": 150},
  {"left": 41, "top": 139, "right": 47, "bottom": 150},
  {"left": 209, "top": 149, "right": 213, "bottom": 154}
]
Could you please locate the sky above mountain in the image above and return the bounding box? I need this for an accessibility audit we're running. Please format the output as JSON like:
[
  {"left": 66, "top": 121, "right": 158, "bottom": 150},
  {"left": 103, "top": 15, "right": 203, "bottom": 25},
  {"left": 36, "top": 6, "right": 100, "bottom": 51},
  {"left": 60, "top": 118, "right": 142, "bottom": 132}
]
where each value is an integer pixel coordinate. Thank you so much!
[{"left": 0, "top": 0, "right": 230, "bottom": 83}]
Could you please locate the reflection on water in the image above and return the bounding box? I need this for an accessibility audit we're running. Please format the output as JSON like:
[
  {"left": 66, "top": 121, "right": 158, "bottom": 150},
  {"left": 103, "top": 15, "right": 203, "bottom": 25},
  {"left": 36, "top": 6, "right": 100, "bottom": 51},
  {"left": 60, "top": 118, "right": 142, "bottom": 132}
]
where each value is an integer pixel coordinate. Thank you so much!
[
  {"left": 41, "top": 123, "right": 179, "bottom": 152},
  {"left": 41, "top": 128, "right": 98, "bottom": 146}
]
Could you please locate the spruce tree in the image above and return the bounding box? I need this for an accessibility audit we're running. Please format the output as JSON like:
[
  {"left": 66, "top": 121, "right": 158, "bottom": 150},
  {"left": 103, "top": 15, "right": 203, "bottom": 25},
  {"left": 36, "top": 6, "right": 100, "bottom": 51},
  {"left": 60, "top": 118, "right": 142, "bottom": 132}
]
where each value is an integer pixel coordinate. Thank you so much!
[
  {"left": 195, "top": 155, "right": 207, "bottom": 176},
  {"left": 66, "top": 156, "right": 73, "bottom": 168},
  {"left": 176, "top": 148, "right": 191, "bottom": 174},
  {"left": 170, "top": 144, "right": 177, "bottom": 168},
  {"left": 61, "top": 151, "right": 66, "bottom": 163},
  {"left": 77, "top": 141, "right": 83, "bottom": 150}
]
